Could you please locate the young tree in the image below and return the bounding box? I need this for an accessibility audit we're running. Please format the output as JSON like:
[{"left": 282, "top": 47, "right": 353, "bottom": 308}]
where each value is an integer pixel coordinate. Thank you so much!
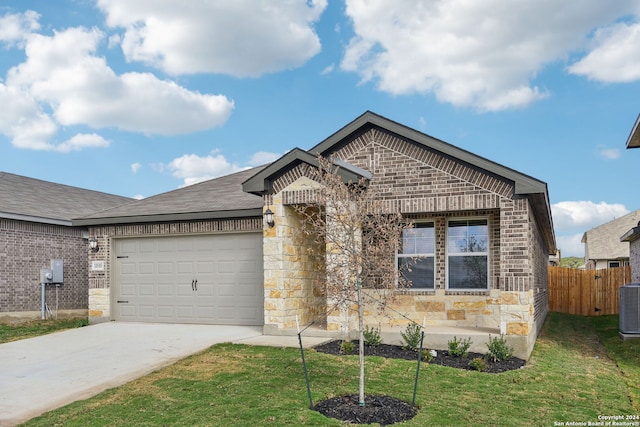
[{"left": 293, "top": 155, "right": 411, "bottom": 406}]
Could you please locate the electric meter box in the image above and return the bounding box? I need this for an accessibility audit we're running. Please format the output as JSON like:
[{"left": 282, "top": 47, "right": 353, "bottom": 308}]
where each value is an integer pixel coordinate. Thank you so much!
[
  {"left": 51, "top": 259, "right": 63, "bottom": 283},
  {"left": 40, "top": 269, "right": 53, "bottom": 283}
]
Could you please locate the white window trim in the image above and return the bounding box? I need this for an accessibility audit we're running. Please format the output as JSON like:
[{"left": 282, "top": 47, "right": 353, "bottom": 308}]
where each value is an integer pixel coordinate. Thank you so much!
[
  {"left": 445, "top": 217, "right": 490, "bottom": 291},
  {"left": 397, "top": 221, "right": 435, "bottom": 290}
]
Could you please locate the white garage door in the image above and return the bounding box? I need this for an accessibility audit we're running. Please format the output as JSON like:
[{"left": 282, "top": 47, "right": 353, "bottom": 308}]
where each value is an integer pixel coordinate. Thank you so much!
[{"left": 113, "top": 233, "right": 263, "bottom": 325}]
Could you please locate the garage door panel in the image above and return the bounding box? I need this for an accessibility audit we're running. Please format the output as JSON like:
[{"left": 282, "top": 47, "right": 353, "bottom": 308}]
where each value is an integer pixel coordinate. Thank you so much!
[
  {"left": 196, "top": 261, "right": 214, "bottom": 273},
  {"left": 238, "top": 260, "right": 259, "bottom": 273},
  {"left": 114, "top": 233, "right": 263, "bottom": 325},
  {"left": 139, "top": 284, "right": 155, "bottom": 296},
  {"left": 217, "top": 260, "right": 235, "bottom": 274},
  {"left": 157, "top": 262, "right": 174, "bottom": 274},
  {"left": 156, "top": 306, "right": 175, "bottom": 319},
  {"left": 158, "top": 284, "right": 174, "bottom": 296},
  {"left": 139, "top": 240, "right": 156, "bottom": 253},
  {"left": 139, "top": 262, "right": 155, "bottom": 274},
  {"left": 121, "top": 262, "right": 137, "bottom": 275}
]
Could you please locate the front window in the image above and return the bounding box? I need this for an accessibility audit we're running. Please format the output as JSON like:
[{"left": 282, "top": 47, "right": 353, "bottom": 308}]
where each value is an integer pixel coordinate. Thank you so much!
[
  {"left": 398, "top": 223, "right": 435, "bottom": 289},
  {"left": 447, "top": 219, "right": 489, "bottom": 289}
]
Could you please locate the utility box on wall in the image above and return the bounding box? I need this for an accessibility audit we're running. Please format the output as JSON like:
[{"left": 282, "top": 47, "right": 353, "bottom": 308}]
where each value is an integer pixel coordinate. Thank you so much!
[
  {"left": 41, "top": 259, "right": 64, "bottom": 284},
  {"left": 51, "top": 259, "right": 63, "bottom": 283}
]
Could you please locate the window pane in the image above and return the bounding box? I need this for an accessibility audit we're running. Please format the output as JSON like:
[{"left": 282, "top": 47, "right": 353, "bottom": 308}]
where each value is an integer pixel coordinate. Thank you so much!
[
  {"left": 448, "top": 256, "right": 488, "bottom": 289},
  {"left": 401, "top": 223, "right": 434, "bottom": 254},
  {"left": 399, "top": 257, "right": 434, "bottom": 289},
  {"left": 447, "top": 219, "right": 488, "bottom": 253}
]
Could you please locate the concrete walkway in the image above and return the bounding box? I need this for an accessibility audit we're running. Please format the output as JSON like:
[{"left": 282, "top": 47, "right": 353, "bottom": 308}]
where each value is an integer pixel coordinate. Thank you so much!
[{"left": 0, "top": 323, "right": 328, "bottom": 426}]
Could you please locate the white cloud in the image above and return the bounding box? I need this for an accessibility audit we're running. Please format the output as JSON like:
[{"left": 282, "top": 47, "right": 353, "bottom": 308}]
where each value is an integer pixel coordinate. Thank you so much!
[
  {"left": 568, "top": 21, "right": 640, "bottom": 82},
  {"left": 167, "top": 151, "right": 244, "bottom": 187},
  {"left": 556, "top": 233, "right": 586, "bottom": 258},
  {"left": 132, "top": 194, "right": 145, "bottom": 200},
  {"left": 166, "top": 149, "right": 281, "bottom": 187},
  {"left": 552, "top": 201, "right": 630, "bottom": 233},
  {"left": 54, "top": 133, "right": 110, "bottom": 152},
  {"left": 596, "top": 145, "right": 622, "bottom": 160},
  {"left": 248, "top": 151, "right": 281, "bottom": 166},
  {"left": 0, "top": 23, "right": 234, "bottom": 150},
  {"left": 321, "top": 64, "right": 335, "bottom": 75},
  {"left": 340, "top": 1, "right": 639, "bottom": 111},
  {"left": 97, "top": 0, "right": 327, "bottom": 77},
  {"left": 131, "top": 162, "right": 142, "bottom": 174},
  {"left": 0, "top": 10, "right": 40, "bottom": 45}
]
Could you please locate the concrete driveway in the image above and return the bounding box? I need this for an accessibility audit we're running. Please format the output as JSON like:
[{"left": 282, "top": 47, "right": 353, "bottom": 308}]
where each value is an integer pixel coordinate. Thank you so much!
[{"left": 0, "top": 322, "right": 264, "bottom": 426}]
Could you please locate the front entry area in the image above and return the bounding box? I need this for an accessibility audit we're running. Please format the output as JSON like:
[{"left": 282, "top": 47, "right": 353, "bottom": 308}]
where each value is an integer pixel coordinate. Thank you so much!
[{"left": 112, "top": 233, "right": 263, "bottom": 325}]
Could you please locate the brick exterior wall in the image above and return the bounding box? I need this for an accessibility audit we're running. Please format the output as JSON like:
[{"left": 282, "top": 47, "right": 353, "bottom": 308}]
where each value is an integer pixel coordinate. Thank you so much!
[
  {"left": 86, "top": 218, "right": 261, "bottom": 321},
  {"left": 263, "top": 127, "right": 550, "bottom": 358},
  {"left": 0, "top": 218, "right": 89, "bottom": 320}
]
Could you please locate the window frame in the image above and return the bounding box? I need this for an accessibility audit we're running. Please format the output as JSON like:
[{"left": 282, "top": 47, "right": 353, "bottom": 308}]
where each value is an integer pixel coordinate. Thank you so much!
[
  {"left": 446, "top": 217, "right": 490, "bottom": 291},
  {"left": 397, "top": 221, "right": 436, "bottom": 290}
]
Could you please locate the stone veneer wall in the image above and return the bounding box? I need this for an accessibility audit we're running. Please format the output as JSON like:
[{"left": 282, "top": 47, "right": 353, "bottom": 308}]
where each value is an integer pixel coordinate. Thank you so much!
[
  {"left": 0, "top": 218, "right": 88, "bottom": 321},
  {"left": 86, "top": 218, "right": 261, "bottom": 322},
  {"left": 263, "top": 177, "right": 326, "bottom": 332}
]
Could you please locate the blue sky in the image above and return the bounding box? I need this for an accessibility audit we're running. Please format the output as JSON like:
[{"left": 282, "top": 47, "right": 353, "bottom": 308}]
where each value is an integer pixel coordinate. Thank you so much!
[{"left": 1, "top": 1, "right": 639, "bottom": 257}]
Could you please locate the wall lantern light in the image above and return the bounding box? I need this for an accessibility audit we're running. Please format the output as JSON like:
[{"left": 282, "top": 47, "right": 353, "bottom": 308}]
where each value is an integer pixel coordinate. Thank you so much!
[
  {"left": 264, "top": 208, "right": 275, "bottom": 228},
  {"left": 88, "top": 237, "right": 99, "bottom": 252}
]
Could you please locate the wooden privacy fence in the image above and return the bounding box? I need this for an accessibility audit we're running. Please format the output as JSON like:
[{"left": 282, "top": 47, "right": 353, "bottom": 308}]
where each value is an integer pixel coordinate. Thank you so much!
[{"left": 548, "top": 265, "right": 632, "bottom": 316}]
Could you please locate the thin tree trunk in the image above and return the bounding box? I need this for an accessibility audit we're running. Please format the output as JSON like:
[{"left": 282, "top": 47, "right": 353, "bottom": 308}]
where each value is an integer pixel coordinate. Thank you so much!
[{"left": 358, "top": 281, "right": 365, "bottom": 406}]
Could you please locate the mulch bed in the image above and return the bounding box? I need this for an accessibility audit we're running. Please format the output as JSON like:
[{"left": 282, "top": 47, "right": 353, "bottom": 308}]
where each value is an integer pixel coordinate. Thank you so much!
[{"left": 311, "top": 340, "right": 526, "bottom": 425}]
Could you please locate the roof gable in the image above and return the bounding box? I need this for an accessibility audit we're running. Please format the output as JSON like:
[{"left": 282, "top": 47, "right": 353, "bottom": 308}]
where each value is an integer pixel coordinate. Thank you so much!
[
  {"left": 242, "top": 148, "right": 371, "bottom": 195},
  {"left": 584, "top": 209, "right": 640, "bottom": 259},
  {"left": 627, "top": 113, "right": 640, "bottom": 149},
  {"left": 311, "top": 111, "right": 548, "bottom": 195},
  {"left": 0, "top": 172, "right": 132, "bottom": 226},
  {"left": 243, "top": 111, "right": 555, "bottom": 253}
]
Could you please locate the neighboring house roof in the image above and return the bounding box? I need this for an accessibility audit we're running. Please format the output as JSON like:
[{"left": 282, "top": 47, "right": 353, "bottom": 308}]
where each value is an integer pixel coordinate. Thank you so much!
[
  {"left": 621, "top": 222, "right": 640, "bottom": 244},
  {"left": 73, "top": 166, "right": 265, "bottom": 226},
  {"left": 0, "top": 172, "right": 132, "bottom": 226},
  {"left": 582, "top": 209, "right": 640, "bottom": 260},
  {"left": 243, "top": 111, "right": 556, "bottom": 253},
  {"left": 626, "top": 113, "right": 640, "bottom": 149}
]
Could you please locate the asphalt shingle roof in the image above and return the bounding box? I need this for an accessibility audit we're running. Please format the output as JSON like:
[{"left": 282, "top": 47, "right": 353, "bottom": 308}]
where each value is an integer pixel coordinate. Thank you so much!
[
  {"left": 73, "top": 166, "right": 265, "bottom": 226},
  {"left": 583, "top": 209, "right": 640, "bottom": 260},
  {"left": 0, "top": 172, "right": 132, "bottom": 225}
]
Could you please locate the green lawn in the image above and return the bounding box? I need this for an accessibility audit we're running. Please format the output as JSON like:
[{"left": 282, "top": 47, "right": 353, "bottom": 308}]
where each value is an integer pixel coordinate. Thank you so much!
[
  {"left": 0, "top": 318, "right": 88, "bottom": 344},
  {"left": 21, "top": 313, "right": 640, "bottom": 426}
]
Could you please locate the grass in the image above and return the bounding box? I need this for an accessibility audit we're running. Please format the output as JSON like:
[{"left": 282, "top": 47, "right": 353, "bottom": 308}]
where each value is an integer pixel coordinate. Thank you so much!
[
  {"left": 0, "top": 318, "right": 88, "bottom": 344},
  {"left": 19, "top": 313, "right": 640, "bottom": 426}
]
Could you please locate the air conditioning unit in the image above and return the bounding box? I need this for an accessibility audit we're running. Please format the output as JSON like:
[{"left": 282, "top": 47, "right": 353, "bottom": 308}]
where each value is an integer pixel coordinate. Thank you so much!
[{"left": 619, "top": 283, "right": 640, "bottom": 335}]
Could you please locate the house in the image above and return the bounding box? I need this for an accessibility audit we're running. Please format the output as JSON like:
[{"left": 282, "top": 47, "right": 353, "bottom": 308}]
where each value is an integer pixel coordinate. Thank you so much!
[
  {"left": 621, "top": 114, "right": 640, "bottom": 282},
  {"left": 0, "top": 172, "right": 131, "bottom": 322},
  {"left": 74, "top": 111, "right": 556, "bottom": 359},
  {"left": 582, "top": 209, "right": 640, "bottom": 270}
]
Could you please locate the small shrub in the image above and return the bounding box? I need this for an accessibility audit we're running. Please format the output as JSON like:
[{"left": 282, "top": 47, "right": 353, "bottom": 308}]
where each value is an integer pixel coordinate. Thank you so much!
[
  {"left": 486, "top": 334, "right": 514, "bottom": 362},
  {"left": 401, "top": 323, "right": 423, "bottom": 351},
  {"left": 340, "top": 340, "right": 355, "bottom": 354},
  {"left": 422, "top": 349, "right": 437, "bottom": 362},
  {"left": 363, "top": 325, "right": 382, "bottom": 347},
  {"left": 448, "top": 336, "right": 472, "bottom": 357},
  {"left": 470, "top": 357, "right": 488, "bottom": 372}
]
